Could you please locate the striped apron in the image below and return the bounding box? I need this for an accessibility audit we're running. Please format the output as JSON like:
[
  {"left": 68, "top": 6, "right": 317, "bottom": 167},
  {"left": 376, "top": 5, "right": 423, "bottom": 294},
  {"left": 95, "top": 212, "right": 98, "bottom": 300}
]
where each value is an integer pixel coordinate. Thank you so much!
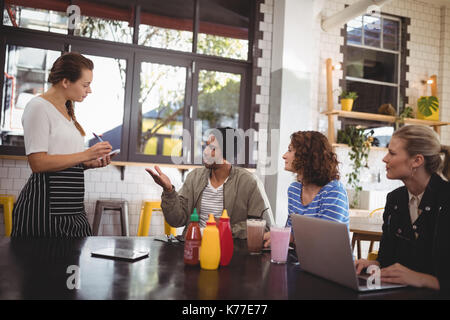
[{"left": 11, "top": 165, "right": 92, "bottom": 238}]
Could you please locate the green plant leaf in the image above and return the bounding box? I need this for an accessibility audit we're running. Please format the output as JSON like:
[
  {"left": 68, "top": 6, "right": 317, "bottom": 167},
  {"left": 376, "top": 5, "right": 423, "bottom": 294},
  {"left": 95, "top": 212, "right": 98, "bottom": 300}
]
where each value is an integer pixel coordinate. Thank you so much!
[{"left": 418, "top": 96, "right": 439, "bottom": 117}]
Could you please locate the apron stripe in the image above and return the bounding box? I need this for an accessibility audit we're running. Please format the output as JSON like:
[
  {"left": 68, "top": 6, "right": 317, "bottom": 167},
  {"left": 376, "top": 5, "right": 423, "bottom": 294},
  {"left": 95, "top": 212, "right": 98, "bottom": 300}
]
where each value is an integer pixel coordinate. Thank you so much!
[{"left": 11, "top": 165, "right": 91, "bottom": 238}]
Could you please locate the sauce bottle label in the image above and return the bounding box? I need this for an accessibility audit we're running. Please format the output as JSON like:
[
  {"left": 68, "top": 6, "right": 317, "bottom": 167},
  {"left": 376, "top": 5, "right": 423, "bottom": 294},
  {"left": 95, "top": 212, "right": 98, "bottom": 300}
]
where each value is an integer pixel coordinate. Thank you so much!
[{"left": 184, "top": 239, "right": 201, "bottom": 260}]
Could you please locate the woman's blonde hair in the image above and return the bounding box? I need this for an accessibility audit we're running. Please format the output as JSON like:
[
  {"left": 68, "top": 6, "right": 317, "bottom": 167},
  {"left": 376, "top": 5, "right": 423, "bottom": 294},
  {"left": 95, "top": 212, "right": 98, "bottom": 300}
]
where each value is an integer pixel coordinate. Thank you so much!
[{"left": 393, "top": 125, "right": 450, "bottom": 180}]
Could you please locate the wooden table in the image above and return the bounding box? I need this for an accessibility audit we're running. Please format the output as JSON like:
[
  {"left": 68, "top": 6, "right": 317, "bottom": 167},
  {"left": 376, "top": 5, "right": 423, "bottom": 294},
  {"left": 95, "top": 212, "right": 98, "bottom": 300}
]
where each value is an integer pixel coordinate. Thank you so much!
[
  {"left": 0, "top": 236, "right": 439, "bottom": 302},
  {"left": 350, "top": 222, "right": 383, "bottom": 260}
]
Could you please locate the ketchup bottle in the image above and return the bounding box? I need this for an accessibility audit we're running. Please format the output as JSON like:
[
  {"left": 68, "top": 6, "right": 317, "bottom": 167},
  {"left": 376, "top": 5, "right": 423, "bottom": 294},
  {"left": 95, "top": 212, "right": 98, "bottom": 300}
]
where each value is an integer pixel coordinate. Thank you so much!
[
  {"left": 218, "top": 209, "right": 233, "bottom": 266},
  {"left": 184, "top": 208, "right": 202, "bottom": 265}
]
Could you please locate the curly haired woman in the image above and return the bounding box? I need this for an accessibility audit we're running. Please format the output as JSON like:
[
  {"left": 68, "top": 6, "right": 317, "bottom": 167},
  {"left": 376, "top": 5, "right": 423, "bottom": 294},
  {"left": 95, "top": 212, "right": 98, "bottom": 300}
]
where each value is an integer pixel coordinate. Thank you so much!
[{"left": 264, "top": 131, "right": 349, "bottom": 247}]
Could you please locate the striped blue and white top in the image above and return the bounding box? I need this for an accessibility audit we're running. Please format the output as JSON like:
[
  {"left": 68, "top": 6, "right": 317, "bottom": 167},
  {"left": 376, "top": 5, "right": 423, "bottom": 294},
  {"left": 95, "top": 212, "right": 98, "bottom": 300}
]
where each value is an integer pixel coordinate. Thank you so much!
[{"left": 286, "top": 180, "right": 349, "bottom": 227}]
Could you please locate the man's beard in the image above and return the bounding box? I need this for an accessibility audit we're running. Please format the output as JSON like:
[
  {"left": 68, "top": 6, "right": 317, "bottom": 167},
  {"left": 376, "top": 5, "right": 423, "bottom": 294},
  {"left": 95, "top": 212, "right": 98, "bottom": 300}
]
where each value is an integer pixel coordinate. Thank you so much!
[{"left": 203, "top": 157, "right": 224, "bottom": 169}]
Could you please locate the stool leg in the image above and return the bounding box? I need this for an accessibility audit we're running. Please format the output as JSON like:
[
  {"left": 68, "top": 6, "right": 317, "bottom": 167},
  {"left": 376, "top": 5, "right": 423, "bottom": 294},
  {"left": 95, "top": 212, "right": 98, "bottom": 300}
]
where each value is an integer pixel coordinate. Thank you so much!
[
  {"left": 137, "top": 204, "right": 153, "bottom": 236},
  {"left": 368, "top": 241, "right": 374, "bottom": 255},
  {"left": 137, "top": 206, "right": 144, "bottom": 236},
  {"left": 120, "top": 203, "right": 129, "bottom": 237},
  {"left": 4, "top": 201, "right": 13, "bottom": 237},
  {"left": 164, "top": 220, "right": 176, "bottom": 237},
  {"left": 357, "top": 240, "right": 362, "bottom": 260},
  {"left": 92, "top": 202, "right": 103, "bottom": 236}
]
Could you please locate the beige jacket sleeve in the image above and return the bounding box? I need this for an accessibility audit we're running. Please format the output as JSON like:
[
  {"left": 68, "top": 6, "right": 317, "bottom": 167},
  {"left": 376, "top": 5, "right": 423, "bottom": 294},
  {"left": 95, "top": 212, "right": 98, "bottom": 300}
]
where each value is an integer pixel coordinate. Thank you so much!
[{"left": 160, "top": 173, "right": 195, "bottom": 228}]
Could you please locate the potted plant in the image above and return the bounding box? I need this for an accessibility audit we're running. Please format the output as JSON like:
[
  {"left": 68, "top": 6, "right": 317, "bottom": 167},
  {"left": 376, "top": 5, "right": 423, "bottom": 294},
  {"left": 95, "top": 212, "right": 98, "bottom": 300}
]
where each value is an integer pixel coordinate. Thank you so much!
[
  {"left": 417, "top": 96, "right": 439, "bottom": 121},
  {"left": 337, "top": 126, "right": 373, "bottom": 208},
  {"left": 339, "top": 91, "right": 358, "bottom": 112},
  {"left": 395, "top": 105, "right": 414, "bottom": 130}
]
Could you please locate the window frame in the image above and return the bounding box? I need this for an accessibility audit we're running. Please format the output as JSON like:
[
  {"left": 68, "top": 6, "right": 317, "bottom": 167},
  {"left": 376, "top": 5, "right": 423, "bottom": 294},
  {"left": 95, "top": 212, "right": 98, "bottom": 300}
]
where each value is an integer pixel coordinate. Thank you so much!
[
  {"left": 191, "top": 60, "right": 251, "bottom": 166},
  {"left": 344, "top": 14, "right": 403, "bottom": 113},
  {"left": 0, "top": 27, "right": 66, "bottom": 156},
  {"left": 129, "top": 51, "right": 193, "bottom": 164},
  {"left": 0, "top": 0, "right": 258, "bottom": 167},
  {"left": 69, "top": 39, "right": 135, "bottom": 163}
]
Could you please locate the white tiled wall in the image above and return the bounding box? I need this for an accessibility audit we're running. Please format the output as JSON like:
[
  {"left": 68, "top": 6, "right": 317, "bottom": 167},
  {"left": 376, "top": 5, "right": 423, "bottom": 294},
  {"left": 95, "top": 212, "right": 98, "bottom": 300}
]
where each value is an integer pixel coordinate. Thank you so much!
[
  {"left": 0, "top": 158, "right": 185, "bottom": 236},
  {"left": 255, "top": 0, "right": 274, "bottom": 182},
  {"left": 439, "top": 6, "right": 450, "bottom": 146},
  {"left": 317, "top": 0, "right": 450, "bottom": 191}
]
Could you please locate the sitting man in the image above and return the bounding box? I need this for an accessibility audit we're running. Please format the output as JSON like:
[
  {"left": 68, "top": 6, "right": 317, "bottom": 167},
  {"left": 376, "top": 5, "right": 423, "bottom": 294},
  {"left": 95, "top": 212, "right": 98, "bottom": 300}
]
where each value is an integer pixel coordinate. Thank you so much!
[{"left": 146, "top": 127, "right": 270, "bottom": 239}]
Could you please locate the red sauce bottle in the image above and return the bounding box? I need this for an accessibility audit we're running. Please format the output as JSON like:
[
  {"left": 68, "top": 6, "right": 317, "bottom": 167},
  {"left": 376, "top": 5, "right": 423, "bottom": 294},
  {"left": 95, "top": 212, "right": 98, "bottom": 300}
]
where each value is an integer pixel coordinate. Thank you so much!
[
  {"left": 184, "top": 209, "right": 202, "bottom": 265},
  {"left": 218, "top": 209, "right": 233, "bottom": 266}
]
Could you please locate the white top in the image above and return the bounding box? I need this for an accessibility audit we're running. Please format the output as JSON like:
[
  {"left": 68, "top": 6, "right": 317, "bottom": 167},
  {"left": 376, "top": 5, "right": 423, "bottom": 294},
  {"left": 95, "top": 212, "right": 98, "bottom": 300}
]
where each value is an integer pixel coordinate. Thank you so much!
[
  {"left": 408, "top": 190, "right": 424, "bottom": 225},
  {"left": 22, "top": 96, "right": 85, "bottom": 155},
  {"left": 199, "top": 177, "right": 228, "bottom": 228}
]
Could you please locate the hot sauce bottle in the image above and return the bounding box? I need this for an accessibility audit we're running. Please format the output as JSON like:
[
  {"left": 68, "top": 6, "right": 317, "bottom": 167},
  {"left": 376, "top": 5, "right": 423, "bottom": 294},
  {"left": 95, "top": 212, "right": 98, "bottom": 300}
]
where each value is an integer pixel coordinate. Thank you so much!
[{"left": 184, "top": 208, "right": 202, "bottom": 265}]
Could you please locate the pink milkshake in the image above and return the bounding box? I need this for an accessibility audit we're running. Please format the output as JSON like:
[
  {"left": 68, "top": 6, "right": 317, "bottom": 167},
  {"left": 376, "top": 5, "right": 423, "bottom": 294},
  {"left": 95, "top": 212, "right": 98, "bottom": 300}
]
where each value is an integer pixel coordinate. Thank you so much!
[{"left": 270, "top": 226, "right": 291, "bottom": 264}]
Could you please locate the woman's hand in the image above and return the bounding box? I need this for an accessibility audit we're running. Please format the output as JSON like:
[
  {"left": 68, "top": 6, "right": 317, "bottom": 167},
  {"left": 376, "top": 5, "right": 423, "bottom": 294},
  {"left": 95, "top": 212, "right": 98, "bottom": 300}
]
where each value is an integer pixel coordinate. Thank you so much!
[
  {"left": 381, "top": 263, "right": 440, "bottom": 290},
  {"left": 83, "top": 154, "right": 112, "bottom": 169},
  {"left": 354, "top": 259, "right": 380, "bottom": 275},
  {"left": 85, "top": 142, "right": 112, "bottom": 161},
  {"left": 263, "top": 232, "right": 271, "bottom": 248}
]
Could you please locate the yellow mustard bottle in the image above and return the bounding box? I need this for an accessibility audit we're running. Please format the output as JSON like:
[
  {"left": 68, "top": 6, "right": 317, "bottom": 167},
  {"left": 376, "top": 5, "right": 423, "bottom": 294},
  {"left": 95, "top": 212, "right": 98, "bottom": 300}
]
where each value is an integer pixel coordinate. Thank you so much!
[{"left": 199, "top": 214, "right": 221, "bottom": 270}]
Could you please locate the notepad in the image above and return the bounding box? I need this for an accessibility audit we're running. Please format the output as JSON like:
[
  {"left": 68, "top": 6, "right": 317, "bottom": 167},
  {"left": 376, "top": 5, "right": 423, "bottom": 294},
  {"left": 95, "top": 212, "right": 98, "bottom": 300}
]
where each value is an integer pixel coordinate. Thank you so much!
[
  {"left": 109, "top": 149, "right": 120, "bottom": 156},
  {"left": 91, "top": 248, "right": 149, "bottom": 262}
]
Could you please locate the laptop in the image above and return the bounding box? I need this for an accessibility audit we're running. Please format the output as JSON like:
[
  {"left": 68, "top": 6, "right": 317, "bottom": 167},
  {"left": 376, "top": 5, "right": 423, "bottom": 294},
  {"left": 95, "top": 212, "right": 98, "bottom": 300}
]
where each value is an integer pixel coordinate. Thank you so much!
[{"left": 291, "top": 214, "right": 407, "bottom": 292}]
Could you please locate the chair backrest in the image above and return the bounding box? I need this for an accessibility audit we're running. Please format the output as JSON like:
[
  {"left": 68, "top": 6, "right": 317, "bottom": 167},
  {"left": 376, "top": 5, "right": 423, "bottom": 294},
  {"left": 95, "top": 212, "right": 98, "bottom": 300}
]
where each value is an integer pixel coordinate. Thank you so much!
[{"left": 368, "top": 207, "right": 384, "bottom": 217}]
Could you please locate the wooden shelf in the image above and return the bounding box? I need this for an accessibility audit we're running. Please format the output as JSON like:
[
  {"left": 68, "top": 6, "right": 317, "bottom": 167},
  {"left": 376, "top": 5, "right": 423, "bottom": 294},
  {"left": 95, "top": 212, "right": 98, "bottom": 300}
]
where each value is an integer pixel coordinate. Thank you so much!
[
  {"left": 0, "top": 154, "right": 202, "bottom": 170},
  {"left": 402, "top": 117, "right": 450, "bottom": 127},
  {"left": 323, "top": 109, "right": 450, "bottom": 127},
  {"left": 332, "top": 143, "right": 388, "bottom": 152},
  {"left": 323, "top": 109, "right": 396, "bottom": 123},
  {"left": 0, "top": 155, "right": 256, "bottom": 172},
  {"left": 324, "top": 58, "right": 449, "bottom": 144}
]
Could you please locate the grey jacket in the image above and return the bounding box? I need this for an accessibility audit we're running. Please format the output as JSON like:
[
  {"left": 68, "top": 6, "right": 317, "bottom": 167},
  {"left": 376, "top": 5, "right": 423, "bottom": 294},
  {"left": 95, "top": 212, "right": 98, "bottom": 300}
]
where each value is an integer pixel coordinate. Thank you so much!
[{"left": 161, "top": 166, "right": 270, "bottom": 239}]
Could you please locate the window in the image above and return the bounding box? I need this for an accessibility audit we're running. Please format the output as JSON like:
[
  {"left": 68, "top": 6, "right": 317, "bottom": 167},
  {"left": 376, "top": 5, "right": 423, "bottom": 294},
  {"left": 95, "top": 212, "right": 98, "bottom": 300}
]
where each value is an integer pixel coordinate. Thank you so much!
[
  {"left": 3, "top": 4, "right": 68, "bottom": 33},
  {"left": 344, "top": 14, "right": 401, "bottom": 113},
  {"left": 75, "top": 2, "right": 134, "bottom": 44},
  {"left": 3, "top": 1, "right": 134, "bottom": 43},
  {"left": 138, "top": 0, "right": 194, "bottom": 52},
  {"left": 77, "top": 54, "right": 127, "bottom": 151},
  {"left": 197, "top": 0, "right": 250, "bottom": 60},
  {"left": 1, "top": 45, "right": 61, "bottom": 147},
  {"left": 137, "top": 61, "right": 186, "bottom": 158},
  {"left": 1, "top": 0, "right": 257, "bottom": 166},
  {"left": 194, "top": 68, "right": 243, "bottom": 163}
]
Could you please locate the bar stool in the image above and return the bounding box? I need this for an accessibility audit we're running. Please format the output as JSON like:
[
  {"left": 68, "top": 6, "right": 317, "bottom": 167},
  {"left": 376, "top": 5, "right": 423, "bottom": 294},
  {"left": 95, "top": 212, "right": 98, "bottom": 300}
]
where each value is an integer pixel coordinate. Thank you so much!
[
  {"left": 137, "top": 200, "right": 176, "bottom": 237},
  {"left": 0, "top": 195, "right": 14, "bottom": 237},
  {"left": 93, "top": 199, "right": 129, "bottom": 236}
]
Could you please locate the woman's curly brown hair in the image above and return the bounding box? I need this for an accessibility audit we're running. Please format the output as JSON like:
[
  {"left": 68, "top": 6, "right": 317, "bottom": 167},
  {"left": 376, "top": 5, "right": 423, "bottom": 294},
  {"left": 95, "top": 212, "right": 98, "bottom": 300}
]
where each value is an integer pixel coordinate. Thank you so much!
[{"left": 290, "top": 131, "right": 340, "bottom": 186}]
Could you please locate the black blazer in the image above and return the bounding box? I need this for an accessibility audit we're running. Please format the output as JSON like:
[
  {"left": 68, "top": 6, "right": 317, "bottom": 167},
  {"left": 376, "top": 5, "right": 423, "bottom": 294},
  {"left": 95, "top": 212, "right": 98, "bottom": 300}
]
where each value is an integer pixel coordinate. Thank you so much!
[{"left": 377, "top": 173, "right": 450, "bottom": 295}]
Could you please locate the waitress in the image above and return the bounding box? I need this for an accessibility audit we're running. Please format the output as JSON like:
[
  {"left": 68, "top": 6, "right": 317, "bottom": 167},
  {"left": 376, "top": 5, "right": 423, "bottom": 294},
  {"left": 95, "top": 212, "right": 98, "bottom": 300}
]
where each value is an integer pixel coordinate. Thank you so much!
[{"left": 11, "top": 52, "right": 113, "bottom": 237}]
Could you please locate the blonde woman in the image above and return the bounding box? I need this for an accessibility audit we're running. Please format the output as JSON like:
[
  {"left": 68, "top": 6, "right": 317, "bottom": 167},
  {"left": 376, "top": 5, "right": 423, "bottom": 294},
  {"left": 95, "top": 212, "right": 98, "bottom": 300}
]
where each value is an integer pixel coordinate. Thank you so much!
[{"left": 355, "top": 125, "right": 450, "bottom": 295}]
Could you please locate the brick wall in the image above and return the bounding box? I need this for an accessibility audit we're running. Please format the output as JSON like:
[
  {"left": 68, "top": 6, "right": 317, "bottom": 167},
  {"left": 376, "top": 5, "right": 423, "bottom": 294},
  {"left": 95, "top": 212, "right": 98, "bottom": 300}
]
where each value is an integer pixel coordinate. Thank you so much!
[
  {"left": 255, "top": 0, "right": 273, "bottom": 181},
  {"left": 317, "top": 0, "right": 450, "bottom": 192}
]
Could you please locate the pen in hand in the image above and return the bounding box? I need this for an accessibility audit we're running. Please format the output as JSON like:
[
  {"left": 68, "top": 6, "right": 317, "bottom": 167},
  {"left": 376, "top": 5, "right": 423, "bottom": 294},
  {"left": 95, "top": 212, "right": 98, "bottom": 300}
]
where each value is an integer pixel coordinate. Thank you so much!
[
  {"left": 92, "top": 132, "right": 111, "bottom": 158},
  {"left": 93, "top": 132, "right": 104, "bottom": 142}
]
